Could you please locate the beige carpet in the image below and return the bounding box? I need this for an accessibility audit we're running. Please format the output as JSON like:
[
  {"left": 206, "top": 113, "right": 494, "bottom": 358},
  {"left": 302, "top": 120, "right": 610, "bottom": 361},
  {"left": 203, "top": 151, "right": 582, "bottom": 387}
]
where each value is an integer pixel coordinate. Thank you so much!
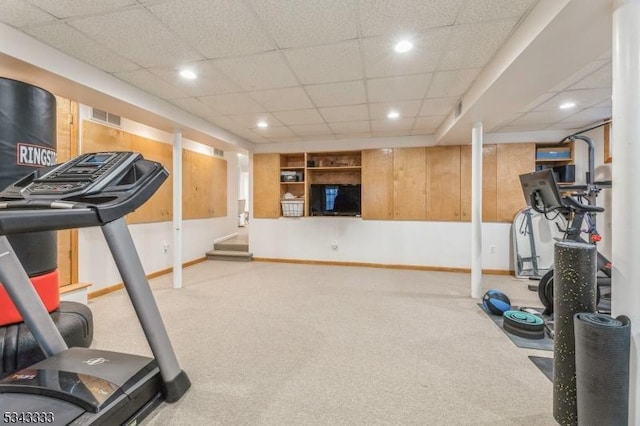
[{"left": 87, "top": 260, "right": 555, "bottom": 425}]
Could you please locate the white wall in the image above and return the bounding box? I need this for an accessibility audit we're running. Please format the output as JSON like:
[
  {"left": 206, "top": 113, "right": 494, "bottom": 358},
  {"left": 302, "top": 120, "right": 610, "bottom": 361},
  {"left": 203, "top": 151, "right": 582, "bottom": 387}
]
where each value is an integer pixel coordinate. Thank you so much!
[
  {"left": 78, "top": 110, "right": 239, "bottom": 291},
  {"left": 251, "top": 217, "right": 512, "bottom": 270}
]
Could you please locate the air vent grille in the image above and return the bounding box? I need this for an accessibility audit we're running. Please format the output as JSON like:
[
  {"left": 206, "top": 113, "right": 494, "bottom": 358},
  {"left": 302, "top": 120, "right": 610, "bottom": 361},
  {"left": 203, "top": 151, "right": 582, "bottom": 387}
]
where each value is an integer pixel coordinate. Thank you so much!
[
  {"left": 214, "top": 148, "right": 224, "bottom": 158},
  {"left": 455, "top": 101, "right": 463, "bottom": 118},
  {"left": 91, "top": 108, "right": 121, "bottom": 127}
]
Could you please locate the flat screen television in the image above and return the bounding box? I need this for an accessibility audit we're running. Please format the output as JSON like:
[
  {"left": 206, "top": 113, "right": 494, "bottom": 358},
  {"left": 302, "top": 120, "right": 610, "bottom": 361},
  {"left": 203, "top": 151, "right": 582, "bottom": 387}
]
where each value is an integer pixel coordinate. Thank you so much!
[{"left": 310, "top": 184, "right": 361, "bottom": 216}]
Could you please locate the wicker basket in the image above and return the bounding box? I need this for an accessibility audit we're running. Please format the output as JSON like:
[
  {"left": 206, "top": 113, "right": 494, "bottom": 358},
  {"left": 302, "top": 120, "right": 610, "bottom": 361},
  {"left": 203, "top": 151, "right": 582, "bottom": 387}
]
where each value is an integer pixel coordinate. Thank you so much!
[{"left": 281, "top": 199, "right": 304, "bottom": 217}]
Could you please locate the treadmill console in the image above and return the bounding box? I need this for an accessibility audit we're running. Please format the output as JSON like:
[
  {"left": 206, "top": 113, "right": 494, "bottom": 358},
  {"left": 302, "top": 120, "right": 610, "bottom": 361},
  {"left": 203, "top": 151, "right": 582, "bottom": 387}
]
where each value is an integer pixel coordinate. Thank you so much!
[
  {"left": 0, "top": 151, "right": 168, "bottom": 232},
  {"left": 18, "top": 151, "right": 139, "bottom": 197}
]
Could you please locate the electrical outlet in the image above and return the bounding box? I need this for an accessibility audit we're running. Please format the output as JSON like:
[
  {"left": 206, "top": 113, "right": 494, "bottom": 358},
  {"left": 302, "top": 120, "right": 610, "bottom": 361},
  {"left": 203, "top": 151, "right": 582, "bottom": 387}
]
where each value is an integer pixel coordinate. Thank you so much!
[
  {"left": 331, "top": 240, "right": 338, "bottom": 250},
  {"left": 162, "top": 242, "right": 170, "bottom": 254},
  {"left": 489, "top": 245, "right": 496, "bottom": 254}
]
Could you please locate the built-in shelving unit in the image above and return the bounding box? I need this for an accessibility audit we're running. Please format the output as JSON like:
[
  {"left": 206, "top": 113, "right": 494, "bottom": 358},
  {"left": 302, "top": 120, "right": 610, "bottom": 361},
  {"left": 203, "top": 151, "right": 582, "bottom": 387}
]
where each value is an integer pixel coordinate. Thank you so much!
[
  {"left": 535, "top": 141, "right": 575, "bottom": 183},
  {"left": 273, "top": 151, "right": 363, "bottom": 217}
]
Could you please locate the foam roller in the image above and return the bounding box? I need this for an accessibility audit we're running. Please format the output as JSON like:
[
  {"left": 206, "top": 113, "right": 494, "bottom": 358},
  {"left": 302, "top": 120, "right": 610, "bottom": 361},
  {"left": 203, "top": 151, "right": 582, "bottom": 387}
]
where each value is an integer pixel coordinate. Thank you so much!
[
  {"left": 575, "top": 313, "right": 630, "bottom": 426},
  {"left": 553, "top": 241, "right": 597, "bottom": 426}
]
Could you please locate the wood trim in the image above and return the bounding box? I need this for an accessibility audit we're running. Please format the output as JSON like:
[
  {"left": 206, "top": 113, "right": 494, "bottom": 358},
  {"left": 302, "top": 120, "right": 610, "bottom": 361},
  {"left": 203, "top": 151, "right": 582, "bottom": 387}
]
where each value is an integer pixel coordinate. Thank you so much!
[
  {"left": 88, "top": 257, "right": 207, "bottom": 299},
  {"left": 604, "top": 121, "right": 612, "bottom": 164},
  {"left": 60, "top": 282, "right": 91, "bottom": 294},
  {"left": 252, "top": 257, "right": 512, "bottom": 275},
  {"left": 89, "top": 283, "right": 124, "bottom": 299}
]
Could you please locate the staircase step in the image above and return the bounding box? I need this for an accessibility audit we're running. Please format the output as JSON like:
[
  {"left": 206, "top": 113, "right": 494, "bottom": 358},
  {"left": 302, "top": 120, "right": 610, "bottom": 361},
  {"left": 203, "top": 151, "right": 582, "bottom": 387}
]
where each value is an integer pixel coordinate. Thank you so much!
[
  {"left": 213, "top": 242, "right": 249, "bottom": 252},
  {"left": 206, "top": 249, "right": 253, "bottom": 262}
]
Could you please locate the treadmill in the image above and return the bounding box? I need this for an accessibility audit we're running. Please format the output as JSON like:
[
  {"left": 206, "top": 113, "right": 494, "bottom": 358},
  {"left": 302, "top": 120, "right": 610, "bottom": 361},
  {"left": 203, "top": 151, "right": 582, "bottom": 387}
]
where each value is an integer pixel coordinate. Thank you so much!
[{"left": 0, "top": 152, "right": 190, "bottom": 425}]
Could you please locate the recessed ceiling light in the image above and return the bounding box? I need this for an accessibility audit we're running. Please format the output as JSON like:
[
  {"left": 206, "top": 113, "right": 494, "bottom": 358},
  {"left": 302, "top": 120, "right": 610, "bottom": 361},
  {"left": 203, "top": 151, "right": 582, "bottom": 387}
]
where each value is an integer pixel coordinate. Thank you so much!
[
  {"left": 387, "top": 111, "right": 400, "bottom": 119},
  {"left": 179, "top": 69, "right": 197, "bottom": 80},
  {"left": 257, "top": 121, "right": 268, "bottom": 128},
  {"left": 559, "top": 102, "right": 576, "bottom": 110},
  {"left": 394, "top": 40, "right": 413, "bottom": 53}
]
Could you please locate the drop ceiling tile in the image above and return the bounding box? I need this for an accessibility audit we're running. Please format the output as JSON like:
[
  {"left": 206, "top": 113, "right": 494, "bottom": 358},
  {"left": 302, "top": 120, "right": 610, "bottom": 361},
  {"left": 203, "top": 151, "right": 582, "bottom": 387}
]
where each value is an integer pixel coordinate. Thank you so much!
[
  {"left": 273, "top": 109, "right": 324, "bottom": 126},
  {"left": 208, "top": 115, "right": 245, "bottom": 130},
  {"left": 509, "top": 110, "right": 575, "bottom": 126},
  {"left": 359, "top": 0, "right": 463, "bottom": 37},
  {"left": 534, "top": 88, "right": 611, "bottom": 111},
  {"left": 413, "top": 115, "right": 445, "bottom": 131},
  {"left": 369, "top": 100, "right": 422, "bottom": 120},
  {"left": 561, "top": 106, "right": 612, "bottom": 124},
  {"left": 253, "top": 126, "right": 296, "bottom": 138},
  {"left": 544, "top": 121, "right": 593, "bottom": 131},
  {"left": 367, "top": 74, "right": 432, "bottom": 102},
  {"left": 457, "top": 0, "right": 537, "bottom": 24},
  {"left": 28, "top": 0, "right": 136, "bottom": 18},
  {"left": 328, "top": 121, "right": 371, "bottom": 133},
  {"left": 290, "top": 123, "right": 333, "bottom": 136},
  {"left": 149, "top": 62, "right": 241, "bottom": 97},
  {"left": 249, "top": 0, "right": 357, "bottom": 48},
  {"left": 548, "top": 59, "right": 609, "bottom": 92},
  {"left": 592, "top": 98, "right": 612, "bottom": 109},
  {"left": 419, "top": 97, "right": 458, "bottom": 116},
  {"left": 518, "top": 93, "right": 556, "bottom": 113},
  {"left": 319, "top": 105, "right": 369, "bottom": 122},
  {"left": 0, "top": 0, "right": 56, "bottom": 27},
  {"left": 301, "top": 134, "right": 336, "bottom": 141},
  {"left": 371, "top": 130, "right": 412, "bottom": 137},
  {"left": 114, "top": 69, "right": 187, "bottom": 99},
  {"left": 305, "top": 81, "right": 367, "bottom": 107},
  {"left": 199, "top": 93, "right": 266, "bottom": 115},
  {"left": 226, "top": 112, "right": 283, "bottom": 128},
  {"left": 371, "top": 118, "right": 414, "bottom": 132},
  {"left": 25, "top": 22, "right": 139, "bottom": 72},
  {"left": 249, "top": 87, "right": 314, "bottom": 111},
  {"left": 215, "top": 52, "right": 299, "bottom": 91},
  {"left": 268, "top": 136, "right": 304, "bottom": 143},
  {"left": 68, "top": 8, "right": 203, "bottom": 68},
  {"left": 427, "top": 69, "right": 480, "bottom": 98},
  {"left": 335, "top": 131, "right": 372, "bottom": 139},
  {"left": 172, "top": 98, "right": 222, "bottom": 118},
  {"left": 148, "top": 0, "right": 274, "bottom": 58},
  {"left": 438, "top": 19, "right": 517, "bottom": 70},
  {"left": 218, "top": 123, "right": 264, "bottom": 139},
  {"left": 495, "top": 124, "right": 544, "bottom": 133},
  {"left": 362, "top": 28, "right": 450, "bottom": 78},
  {"left": 284, "top": 40, "right": 363, "bottom": 84},
  {"left": 569, "top": 63, "right": 611, "bottom": 90}
]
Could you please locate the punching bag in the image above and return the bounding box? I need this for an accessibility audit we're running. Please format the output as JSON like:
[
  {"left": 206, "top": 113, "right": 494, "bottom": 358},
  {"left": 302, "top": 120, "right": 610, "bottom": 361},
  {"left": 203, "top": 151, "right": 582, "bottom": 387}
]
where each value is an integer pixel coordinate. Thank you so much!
[{"left": 0, "top": 78, "right": 59, "bottom": 325}]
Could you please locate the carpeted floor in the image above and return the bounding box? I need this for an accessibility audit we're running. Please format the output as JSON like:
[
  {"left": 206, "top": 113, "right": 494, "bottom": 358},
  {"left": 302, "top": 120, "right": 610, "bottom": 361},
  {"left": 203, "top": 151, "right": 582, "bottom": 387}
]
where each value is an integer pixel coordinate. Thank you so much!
[{"left": 87, "top": 260, "right": 555, "bottom": 425}]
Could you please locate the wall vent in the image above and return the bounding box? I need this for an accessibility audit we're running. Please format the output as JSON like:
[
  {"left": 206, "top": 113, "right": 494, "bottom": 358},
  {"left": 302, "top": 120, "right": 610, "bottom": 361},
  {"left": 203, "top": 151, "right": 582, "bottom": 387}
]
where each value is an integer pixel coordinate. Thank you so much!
[
  {"left": 214, "top": 148, "right": 224, "bottom": 158},
  {"left": 91, "top": 108, "right": 121, "bottom": 127}
]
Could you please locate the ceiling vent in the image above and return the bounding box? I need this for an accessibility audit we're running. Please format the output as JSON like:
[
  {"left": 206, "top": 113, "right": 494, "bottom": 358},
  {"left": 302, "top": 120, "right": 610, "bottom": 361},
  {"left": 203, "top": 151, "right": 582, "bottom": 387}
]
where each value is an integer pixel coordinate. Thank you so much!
[
  {"left": 455, "top": 101, "right": 463, "bottom": 118},
  {"left": 91, "top": 108, "right": 121, "bottom": 127}
]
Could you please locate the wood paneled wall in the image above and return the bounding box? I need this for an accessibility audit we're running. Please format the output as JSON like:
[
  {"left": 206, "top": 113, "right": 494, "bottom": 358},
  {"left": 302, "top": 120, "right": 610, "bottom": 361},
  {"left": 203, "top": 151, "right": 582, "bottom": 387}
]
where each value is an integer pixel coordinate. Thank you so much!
[
  {"left": 361, "top": 143, "right": 534, "bottom": 223},
  {"left": 253, "top": 153, "right": 280, "bottom": 218},
  {"left": 393, "top": 147, "right": 426, "bottom": 220},
  {"left": 182, "top": 149, "right": 227, "bottom": 219},
  {"left": 426, "top": 146, "right": 461, "bottom": 221},
  {"left": 55, "top": 96, "right": 78, "bottom": 286},
  {"left": 496, "top": 143, "right": 535, "bottom": 222},
  {"left": 361, "top": 149, "right": 393, "bottom": 220},
  {"left": 82, "top": 120, "right": 227, "bottom": 222}
]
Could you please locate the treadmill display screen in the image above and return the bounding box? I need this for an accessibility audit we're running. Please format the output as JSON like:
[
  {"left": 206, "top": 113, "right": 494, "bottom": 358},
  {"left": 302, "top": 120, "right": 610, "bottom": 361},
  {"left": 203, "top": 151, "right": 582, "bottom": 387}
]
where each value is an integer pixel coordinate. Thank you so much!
[{"left": 81, "top": 153, "right": 113, "bottom": 165}]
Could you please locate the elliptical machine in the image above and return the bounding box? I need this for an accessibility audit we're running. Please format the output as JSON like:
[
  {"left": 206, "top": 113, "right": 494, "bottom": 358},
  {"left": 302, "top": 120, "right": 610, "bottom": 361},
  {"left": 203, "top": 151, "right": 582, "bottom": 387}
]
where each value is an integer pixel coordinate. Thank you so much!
[{"left": 520, "top": 134, "right": 612, "bottom": 315}]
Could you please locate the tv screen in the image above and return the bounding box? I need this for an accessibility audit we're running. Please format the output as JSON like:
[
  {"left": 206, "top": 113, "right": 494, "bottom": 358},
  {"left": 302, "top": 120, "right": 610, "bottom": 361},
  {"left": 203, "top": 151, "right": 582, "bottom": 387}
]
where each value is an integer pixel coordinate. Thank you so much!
[{"left": 310, "top": 184, "right": 361, "bottom": 216}]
